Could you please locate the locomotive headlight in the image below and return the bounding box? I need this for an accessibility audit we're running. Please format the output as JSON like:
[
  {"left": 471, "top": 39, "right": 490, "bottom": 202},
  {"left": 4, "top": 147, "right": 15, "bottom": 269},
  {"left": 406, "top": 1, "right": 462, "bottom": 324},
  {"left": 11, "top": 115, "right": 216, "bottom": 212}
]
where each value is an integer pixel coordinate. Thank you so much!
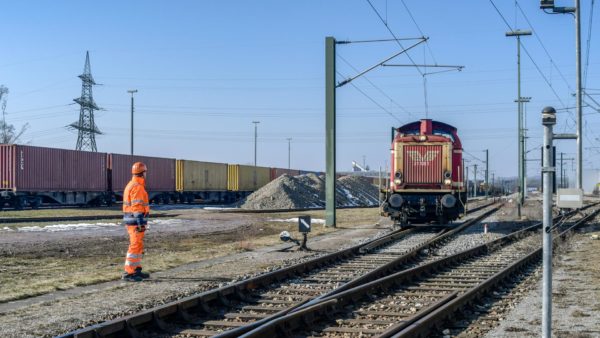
[
  {"left": 419, "top": 135, "right": 427, "bottom": 141},
  {"left": 393, "top": 171, "right": 402, "bottom": 185},
  {"left": 443, "top": 171, "right": 452, "bottom": 185}
]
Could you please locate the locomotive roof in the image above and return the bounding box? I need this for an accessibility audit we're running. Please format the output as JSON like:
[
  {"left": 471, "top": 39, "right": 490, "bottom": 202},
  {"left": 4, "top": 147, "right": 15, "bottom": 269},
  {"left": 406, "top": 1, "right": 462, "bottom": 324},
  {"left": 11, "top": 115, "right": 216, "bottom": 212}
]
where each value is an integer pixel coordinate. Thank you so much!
[{"left": 397, "top": 120, "right": 457, "bottom": 133}]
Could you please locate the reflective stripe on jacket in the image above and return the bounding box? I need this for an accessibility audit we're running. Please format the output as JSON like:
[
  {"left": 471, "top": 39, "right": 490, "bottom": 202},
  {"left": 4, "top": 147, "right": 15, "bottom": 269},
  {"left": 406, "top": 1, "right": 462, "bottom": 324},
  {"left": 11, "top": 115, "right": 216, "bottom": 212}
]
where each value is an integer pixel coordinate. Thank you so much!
[{"left": 123, "top": 176, "right": 149, "bottom": 225}]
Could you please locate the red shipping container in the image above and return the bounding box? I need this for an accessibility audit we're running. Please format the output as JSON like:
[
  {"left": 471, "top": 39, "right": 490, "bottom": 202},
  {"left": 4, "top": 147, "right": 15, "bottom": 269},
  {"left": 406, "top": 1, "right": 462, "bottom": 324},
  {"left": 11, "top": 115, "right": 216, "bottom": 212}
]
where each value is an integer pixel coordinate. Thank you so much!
[
  {"left": 403, "top": 145, "right": 443, "bottom": 184},
  {"left": 270, "top": 167, "right": 300, "bottom": 180},
  {"left": 0, "top": 144, "right": 107, "bottom": 192},
  {"left": 109, "top": 153, "right": 175, "bottom": 192}
]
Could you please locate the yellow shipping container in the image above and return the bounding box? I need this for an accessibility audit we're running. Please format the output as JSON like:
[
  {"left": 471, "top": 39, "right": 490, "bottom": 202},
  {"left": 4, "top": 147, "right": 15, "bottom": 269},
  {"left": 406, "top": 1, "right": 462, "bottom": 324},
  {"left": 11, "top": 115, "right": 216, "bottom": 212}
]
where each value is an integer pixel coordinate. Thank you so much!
[
  {"left": 176, "top": 160, "right": 228, "bottom": 192},
  {"left": 227, "top": 164, "right": 271, "bottom": 191}
]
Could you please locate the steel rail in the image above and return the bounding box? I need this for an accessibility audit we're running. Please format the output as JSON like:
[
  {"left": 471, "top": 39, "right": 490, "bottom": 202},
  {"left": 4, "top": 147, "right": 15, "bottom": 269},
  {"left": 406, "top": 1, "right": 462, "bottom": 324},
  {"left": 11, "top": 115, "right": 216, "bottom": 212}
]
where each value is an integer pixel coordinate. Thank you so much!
[
  {"left": 56, "top": 203, "right": 502, "bottom": 338},
  {"left": 391, "top": 205, "right": 600, "bottom": 338},
  {"left": 207, "top": 204, "right": 502, "bottom": 338},
  {"left": 0, "top": 213, "right": 177, "bottom": 224},
  {"left": 237, "top": 204, "right": 593, "bottom": 338},
  {"left": 56, "top": 226, "right": 417, "bottom": 338}
]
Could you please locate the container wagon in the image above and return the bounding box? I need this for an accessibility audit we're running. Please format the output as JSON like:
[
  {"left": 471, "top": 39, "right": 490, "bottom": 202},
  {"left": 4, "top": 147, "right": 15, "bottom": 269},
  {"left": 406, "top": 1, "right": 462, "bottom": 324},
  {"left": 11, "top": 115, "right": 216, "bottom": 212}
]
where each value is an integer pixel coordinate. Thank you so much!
[
  {"left": 175, "top": 160, "right": 230, "bottom": 203},
  {"left": 109, "top": 153, "right": 176, "bottom": 204},
  {"left": 270, "top": 167, "right": 300, "bottom": 180},
  {"left": 227, "top": 164, "right": 270, "bottom": 200},
  {"left": 0, "top": 144, "right": 109, "bottom": 209}
]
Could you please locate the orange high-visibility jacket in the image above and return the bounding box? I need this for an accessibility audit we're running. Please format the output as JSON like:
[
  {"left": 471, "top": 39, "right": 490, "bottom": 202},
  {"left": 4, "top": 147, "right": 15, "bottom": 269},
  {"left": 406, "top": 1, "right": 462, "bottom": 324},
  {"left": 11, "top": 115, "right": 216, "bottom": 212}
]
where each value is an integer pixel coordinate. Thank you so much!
[{"left": 123, "top": 176, "right": 150, "bottom": 225}]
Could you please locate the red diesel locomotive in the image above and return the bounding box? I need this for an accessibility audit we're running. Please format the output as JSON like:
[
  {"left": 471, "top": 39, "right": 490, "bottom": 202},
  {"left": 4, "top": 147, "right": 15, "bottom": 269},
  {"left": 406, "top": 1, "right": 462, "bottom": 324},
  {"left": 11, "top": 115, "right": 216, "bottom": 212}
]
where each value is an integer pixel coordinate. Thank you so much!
[{"left": 381, "top": 119, "right": 467, "bottom": 226}]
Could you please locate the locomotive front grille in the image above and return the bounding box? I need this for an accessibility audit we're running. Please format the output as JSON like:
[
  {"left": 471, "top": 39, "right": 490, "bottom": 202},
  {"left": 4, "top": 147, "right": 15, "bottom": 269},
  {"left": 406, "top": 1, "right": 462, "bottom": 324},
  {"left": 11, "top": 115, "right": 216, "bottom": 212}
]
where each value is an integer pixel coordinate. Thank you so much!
[{"left": 403, "top": 145, "right": 443, "bottom": 183}]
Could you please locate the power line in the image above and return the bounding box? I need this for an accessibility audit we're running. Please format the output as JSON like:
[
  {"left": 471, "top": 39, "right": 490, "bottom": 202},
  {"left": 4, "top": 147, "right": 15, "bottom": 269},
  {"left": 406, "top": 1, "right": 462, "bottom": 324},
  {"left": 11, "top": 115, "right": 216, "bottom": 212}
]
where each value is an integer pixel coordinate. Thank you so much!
[
  {"left": 463, "top": 149, "right": 486, "bottom": 163},
  {"left": 400, "top": 0, "right": 438, "bottom": 65},
  {"left": 365, "top": 0, "right": 424, "bottom": 77},
  {"left": 515, "top": 2, "right": 574, "bottom": 93},
  {"left": 584, "top": 0, "right": 595, "bottom": 88},
  {"left": 337, "top": 71, "right": 403, "bottom": 124},
  {"left": 488, "top": 0, "right": 570, "bottom": 112},
  {"left": 337, "top": 54, "right": 416, "bottom": 120}
]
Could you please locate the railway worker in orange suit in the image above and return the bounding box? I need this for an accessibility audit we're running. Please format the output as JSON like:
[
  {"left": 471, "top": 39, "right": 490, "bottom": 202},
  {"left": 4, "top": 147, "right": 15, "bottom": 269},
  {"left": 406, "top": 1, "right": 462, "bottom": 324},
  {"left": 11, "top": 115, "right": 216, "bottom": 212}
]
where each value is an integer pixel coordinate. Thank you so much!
[{"left": 122, "top": 162, "right": 151, "bottom": 282}]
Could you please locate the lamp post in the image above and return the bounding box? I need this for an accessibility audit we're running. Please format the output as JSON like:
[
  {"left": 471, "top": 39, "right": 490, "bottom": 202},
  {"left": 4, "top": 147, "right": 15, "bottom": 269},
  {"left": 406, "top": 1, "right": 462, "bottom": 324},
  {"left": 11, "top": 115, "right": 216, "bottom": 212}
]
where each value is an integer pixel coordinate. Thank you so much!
[
  {"left": 127, "top": 89, "right": 138, "bottom": 155},
  {"left": 540, "top": 0, "right": 582, "bottom": 190},
  {"left": 252, "top": 121, "right": 260, "bottom": 166}
]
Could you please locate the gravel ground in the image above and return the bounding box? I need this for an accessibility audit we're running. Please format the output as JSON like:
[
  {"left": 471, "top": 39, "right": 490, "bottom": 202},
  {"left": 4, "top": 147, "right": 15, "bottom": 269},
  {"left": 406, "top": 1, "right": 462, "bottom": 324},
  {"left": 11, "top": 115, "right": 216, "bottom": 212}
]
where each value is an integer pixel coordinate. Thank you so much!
[
  {"left": 240, "top": 174, "right": 378, "bottom": 209},
  {"left": 483, "top": 220, "right": 600, "bottom": 338},
  {"left": 4, "top": 194, "right": 597, "bottom": 338},
  {"left": 0, "top": 219, "right": 388, "bottom": 338}
]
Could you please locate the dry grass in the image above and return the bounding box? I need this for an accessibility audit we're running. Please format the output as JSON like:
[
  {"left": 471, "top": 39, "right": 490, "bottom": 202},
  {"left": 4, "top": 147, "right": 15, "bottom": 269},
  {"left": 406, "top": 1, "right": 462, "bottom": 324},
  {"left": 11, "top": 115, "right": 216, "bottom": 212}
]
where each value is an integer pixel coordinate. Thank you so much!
[
  {"left": 0, "top": 207, "right": 381, "bottom": 302},
  {"left": 0, "top": 207, "right": 168, "bottom": 219}
]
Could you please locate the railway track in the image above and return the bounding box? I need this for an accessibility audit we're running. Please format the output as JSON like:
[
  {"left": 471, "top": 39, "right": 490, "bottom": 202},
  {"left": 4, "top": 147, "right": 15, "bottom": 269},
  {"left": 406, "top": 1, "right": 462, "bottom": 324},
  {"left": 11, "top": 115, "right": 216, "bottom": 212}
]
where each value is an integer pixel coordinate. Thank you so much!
[
  {"left": 57, "top": 203, "right": 502, "bottom": 338},
  {"left": 234, "top": 204, "right": 599, "bottom": 338},
  {"left": 0, "top": 213, "right": 178, "bottom": 224}
]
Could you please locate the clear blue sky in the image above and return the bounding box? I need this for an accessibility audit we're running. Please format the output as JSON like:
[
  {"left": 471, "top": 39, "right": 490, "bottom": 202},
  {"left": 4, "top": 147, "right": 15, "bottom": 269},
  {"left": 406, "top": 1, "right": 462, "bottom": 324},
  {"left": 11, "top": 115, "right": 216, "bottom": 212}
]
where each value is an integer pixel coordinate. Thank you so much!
[{"left": 1, "top": 1, "right": 598, "bottom": 179}]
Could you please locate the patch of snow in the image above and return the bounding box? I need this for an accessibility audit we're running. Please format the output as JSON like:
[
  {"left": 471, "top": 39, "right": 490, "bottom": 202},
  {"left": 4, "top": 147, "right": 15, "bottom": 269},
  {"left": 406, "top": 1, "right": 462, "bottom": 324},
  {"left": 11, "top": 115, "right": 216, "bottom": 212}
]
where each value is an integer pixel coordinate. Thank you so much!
[
  {"left": 17, "top": 222, "right": 120, "bottom": 232},
  {"left": 267, "top": 218, "right": 326, "bottom": 224},
  {"left": 9, "top": 218, "right": 184, "bottom": 233}
]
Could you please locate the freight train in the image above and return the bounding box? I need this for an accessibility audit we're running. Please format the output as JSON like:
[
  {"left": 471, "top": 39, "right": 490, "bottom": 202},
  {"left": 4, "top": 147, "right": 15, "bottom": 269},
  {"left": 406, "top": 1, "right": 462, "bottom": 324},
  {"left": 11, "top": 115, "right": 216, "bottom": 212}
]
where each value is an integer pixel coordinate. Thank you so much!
[
  {"left": 0, "top": 144, "right": 315, "bottom": 209},
  {"left": 381, "top": 119, "right": 467, "bottom": 226}
]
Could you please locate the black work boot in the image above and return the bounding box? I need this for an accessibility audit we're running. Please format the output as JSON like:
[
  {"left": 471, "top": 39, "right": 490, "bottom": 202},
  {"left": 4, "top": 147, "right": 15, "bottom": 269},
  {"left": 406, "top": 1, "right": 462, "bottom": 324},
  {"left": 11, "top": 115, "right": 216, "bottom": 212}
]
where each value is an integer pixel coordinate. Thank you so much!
[
  {"left": 122, "top": 273, "right": 142, "bottom": 282},
  {"left": 134, "top": 267, "right": 150, "bottom": 279}
]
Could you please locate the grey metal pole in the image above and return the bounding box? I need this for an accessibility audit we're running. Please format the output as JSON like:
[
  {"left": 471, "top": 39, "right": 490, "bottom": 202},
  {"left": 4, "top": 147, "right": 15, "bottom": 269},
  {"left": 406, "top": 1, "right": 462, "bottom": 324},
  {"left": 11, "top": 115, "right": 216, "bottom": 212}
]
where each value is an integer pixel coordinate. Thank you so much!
[
  {"left": 127, "top": 89, "right": 138, "bottom": 155},
  {"left": 485, "top": 149, "right": 489, "bottom": 198},
  {"left": 506, "top": 30, "right": 531, "bottom": 215},
  {"left": 287, "top": 138, "right": 291, "bottom": 169},
  {"left": 541, "top": 106, "right": 556, "bottom": 338},
  {"left": 130, "top": 95, "right": 134, "bottom": 155},
  {"left": 561, "top": 152, "right": 564, "bottom": 188},
  {"left": 379, "top": 166, "right": 382, "bottom": 207},
  {"left": 474, "top": 164, "right": 478, "bottom": 197},
  {"left": 252, "top": 121, "right": 259, "bottom": 166},
  {"left": 466, "top": 164, "right": 469, "bottom": 199},
  {"left": 325, "top": 37, "right": 336, "bottom": 227},
  {"left": 518, "top": 35, "right": 523, "bottom": 209},
  {"left": 576, "top": 0, "right": 583, "bottom": 189}
]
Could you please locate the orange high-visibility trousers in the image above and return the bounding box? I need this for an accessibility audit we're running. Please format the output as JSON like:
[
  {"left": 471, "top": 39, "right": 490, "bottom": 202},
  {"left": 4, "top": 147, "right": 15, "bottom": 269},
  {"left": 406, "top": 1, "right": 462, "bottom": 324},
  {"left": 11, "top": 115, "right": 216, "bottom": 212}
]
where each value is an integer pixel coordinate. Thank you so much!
[{"left": 124, "top": 226, "right": 145, "bottom": 274}]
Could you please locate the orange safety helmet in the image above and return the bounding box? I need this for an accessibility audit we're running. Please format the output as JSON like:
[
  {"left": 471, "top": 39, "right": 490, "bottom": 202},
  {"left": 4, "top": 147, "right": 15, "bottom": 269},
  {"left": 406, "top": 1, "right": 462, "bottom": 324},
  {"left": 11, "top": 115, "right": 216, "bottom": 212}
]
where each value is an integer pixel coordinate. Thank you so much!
[{"left": 131, "top": 162, "right": 148, "bottom": 175}]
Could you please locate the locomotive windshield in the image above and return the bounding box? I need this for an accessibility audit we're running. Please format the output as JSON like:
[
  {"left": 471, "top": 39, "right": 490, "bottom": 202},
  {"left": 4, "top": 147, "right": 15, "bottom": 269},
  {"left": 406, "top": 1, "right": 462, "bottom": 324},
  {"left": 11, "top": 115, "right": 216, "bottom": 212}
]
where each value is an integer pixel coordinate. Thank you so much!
[
  {"left": 400, "top": 128, "right": 455, "bottom": 142},
  {"left": 432, "top": 129, "right": 455, "bottom": 142}
]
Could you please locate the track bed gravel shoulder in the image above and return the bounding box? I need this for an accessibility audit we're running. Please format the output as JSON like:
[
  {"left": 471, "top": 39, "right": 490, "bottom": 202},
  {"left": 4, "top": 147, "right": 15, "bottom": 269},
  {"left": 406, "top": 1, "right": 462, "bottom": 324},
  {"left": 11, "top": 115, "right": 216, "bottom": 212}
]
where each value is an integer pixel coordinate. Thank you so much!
[{"left": 483, "top": 222, "right": 600, "bottom": 338}]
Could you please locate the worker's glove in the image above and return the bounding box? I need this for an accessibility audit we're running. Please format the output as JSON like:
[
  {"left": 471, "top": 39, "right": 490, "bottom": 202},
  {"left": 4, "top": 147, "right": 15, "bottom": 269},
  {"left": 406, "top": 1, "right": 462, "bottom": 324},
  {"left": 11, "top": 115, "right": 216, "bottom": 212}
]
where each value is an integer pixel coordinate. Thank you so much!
[{"left": 136, "top": 213, "right": 147, "bottom": 232}]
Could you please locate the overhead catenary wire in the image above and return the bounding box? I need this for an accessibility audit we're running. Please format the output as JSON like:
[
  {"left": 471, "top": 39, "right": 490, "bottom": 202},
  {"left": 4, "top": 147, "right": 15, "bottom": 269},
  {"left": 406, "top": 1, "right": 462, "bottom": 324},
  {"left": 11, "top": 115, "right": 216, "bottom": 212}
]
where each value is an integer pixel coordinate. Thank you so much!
[
  {"left": 515, "top": 2, "right": 574, "bottom": 94},
  {"left": 488, "top": 0, "right": 571, "bottom": 116},
  {"left": 365, "top": 0, "right": 424, "bottom": 77},
  {"left": 400, "top": 0, "right": 438, "bottom": 65},
  {"left": 336, "top": 70, "right": 404, "bottom": 124},
  {"left": 584, "top": 0, "right": 595, "bottom": 88},
  {"left": 337, "top": 54, "right": 416, "bottom": 120}
]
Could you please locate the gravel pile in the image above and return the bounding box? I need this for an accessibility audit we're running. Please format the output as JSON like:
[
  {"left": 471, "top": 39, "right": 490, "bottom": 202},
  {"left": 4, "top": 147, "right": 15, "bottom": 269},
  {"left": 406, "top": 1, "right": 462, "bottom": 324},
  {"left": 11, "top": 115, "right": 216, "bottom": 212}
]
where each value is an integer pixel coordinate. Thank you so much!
[{"left": 240, "top": 174, "right": 379, "bottom": 210}]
